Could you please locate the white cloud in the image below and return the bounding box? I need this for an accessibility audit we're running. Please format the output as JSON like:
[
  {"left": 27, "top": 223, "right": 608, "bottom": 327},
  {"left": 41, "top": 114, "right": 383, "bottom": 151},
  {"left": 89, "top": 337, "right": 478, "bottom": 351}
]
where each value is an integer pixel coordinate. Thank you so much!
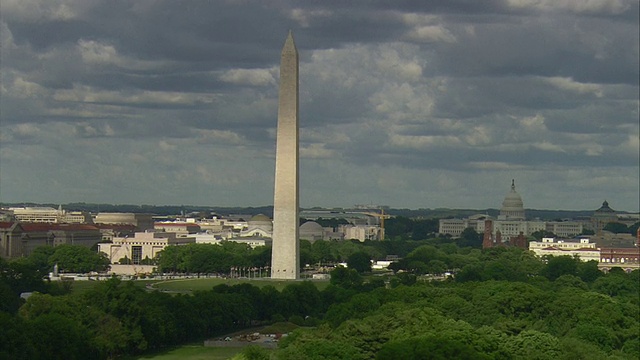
[
  {"left": 469, "top": 162, "right": 527, "bottom": 170},
  {"left": 0, "top": 1, "right": 637, "bottom": 211},
  {"left": 220, "top": 68, "right": 276, "bottom": 86},
  {"left": 196, "top": 129, "right": 245, "bottom": 145},
  {"left": 77, "top": 40, "right": 119, "bottom": 65},
  {"left": 532, "top": 141, "right": 567, "bottom": 153},
  {"left": 388, "top": 134, "right": 462, "bottom": 150},
  {"left": 9, "top": 77, "right": 48, "bottom": 98},
  {"left": 76, "top": 39, "right": 173, "bottom": 71},
  {"left": 2, "top": 0, "right": 82, "bottom": 21},
  {"left": 288, "top": 8, "right": 332, "bottom": 28},
  {"left": 618, "top": 134, "right": 640, "bottom": 157},
  {"left": 374, "top": 45, "right": 424, "bottom": 81},
  {"left": 506, "top": 0, "right": 631, "bottom": 14},
  {"left": 53, "top": 85, "right": 217, "bottom": 107},
  {"left": 544, "top": 77, "right": 603, "bottom": 97},
  {"left": 300, "top": 143, "right": 336, "bottom": 159},
  {"left": 406, "top": 25, "right": 456, "bottom": 43}
]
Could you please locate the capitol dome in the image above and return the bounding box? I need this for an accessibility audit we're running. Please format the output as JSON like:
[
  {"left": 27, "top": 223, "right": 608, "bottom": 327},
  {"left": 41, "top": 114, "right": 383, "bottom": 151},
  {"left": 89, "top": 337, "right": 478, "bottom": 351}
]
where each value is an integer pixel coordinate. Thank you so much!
[{"left": 500, "top": 180, "right": 525, "bottom": 220}]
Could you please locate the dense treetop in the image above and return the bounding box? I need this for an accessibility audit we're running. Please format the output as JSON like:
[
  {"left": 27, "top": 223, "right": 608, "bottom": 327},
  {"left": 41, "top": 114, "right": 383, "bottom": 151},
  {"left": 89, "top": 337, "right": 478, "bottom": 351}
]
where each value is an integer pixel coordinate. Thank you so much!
[{"left": 1, "top": 238, "right": 638, "bottom": 359}]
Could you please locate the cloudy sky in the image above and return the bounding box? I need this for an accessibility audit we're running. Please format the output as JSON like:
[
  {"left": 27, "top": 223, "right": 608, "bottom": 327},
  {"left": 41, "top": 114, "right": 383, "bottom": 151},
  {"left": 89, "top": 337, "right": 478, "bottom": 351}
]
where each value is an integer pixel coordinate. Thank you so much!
[{"left": 1, "top": 0, "right": 638, "bottom": 212}]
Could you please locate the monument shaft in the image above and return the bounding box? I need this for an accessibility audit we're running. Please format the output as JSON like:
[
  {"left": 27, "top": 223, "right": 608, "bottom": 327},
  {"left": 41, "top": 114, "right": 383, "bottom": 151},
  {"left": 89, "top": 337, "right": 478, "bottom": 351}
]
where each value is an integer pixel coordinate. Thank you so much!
[{"left": 271, "top": 32, "right": 299, "bottom": 279}]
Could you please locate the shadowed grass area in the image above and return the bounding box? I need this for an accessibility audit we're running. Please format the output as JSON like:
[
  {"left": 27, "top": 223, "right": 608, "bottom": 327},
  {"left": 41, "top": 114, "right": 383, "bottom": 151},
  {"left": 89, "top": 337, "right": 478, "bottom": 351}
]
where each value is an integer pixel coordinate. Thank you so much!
[
  {"left": 68, "top": 277, "right": 331, "bottom": 294},
  {"left": 153, "top": 278, "right": 330, "bottom": 292},
  {"left": 69, "top": 279, "right": 159, "bottom": 294},
  {"left": 129, "top": 345, "right": 242, "bottom": 360}
]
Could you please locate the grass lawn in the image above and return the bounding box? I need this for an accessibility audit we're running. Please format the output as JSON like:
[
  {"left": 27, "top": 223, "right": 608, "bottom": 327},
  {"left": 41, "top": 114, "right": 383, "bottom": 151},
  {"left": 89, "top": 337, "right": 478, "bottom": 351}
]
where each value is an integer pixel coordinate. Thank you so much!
[
  {"left": 68, "top": 277, "right": 330, "bottom": 294},
  {"left": 131, "top": 345, "right": 243, "bottom": 360},
  {"left": 69, "top": 279, "right": 160, "bottom": 294},
  {"left": 153, "top": 278, "right": 330, "bottom": 292}
]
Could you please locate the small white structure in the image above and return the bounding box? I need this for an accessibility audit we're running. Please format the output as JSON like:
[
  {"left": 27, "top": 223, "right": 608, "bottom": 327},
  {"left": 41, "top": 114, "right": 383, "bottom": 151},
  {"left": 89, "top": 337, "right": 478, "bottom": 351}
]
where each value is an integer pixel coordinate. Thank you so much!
[{"left": 372, "top": 260, "right": 393, "bottom": 270}]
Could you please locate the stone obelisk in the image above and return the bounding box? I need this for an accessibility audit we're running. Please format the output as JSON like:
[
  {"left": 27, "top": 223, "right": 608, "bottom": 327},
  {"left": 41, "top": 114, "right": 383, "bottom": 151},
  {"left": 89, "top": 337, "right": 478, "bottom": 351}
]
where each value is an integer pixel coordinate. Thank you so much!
[{"left": 271, "top": 31, "right": 299, "bottom": 280}]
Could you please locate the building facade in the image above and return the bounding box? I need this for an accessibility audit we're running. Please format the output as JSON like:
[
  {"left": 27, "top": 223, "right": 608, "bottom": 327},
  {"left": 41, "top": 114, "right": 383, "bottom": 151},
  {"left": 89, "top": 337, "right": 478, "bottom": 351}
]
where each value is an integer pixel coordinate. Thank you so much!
[
  {"left": 98, "top": 231, "right": 195, "bottom": 264},
  {"left": 0, "top": 222, "right": 102, "bottom": 258},
  {"left": 529, "top": 237, "right": 600, "bottom": 262},
  {"left": 94, "top": 212, "right": 154, "bottom": 232},
  {"left": 8, "top": 206, "right": 92, "bottom": 224}
]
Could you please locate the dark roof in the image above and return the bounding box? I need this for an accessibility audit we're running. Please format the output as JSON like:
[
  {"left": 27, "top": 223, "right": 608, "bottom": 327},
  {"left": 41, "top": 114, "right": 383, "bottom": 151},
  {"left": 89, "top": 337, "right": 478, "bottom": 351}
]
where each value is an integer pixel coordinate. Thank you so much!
[{"left": 0, "top": 222, "right": 16, "bottom": 229}]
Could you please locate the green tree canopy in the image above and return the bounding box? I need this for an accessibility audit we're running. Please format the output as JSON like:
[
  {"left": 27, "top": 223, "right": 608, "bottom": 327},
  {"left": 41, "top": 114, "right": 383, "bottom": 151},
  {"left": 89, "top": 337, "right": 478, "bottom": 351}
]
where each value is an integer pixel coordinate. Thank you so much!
[
  {"left": 603, "top": 222, "right": 629, "bottom": 234},
  {"left": 48, "top": 245, "right": 110, "bottom": 273},
  {"left": 347, "top": 252, "right": 372, "bottom": 273},
  {"left": 458, "top": 227, "right": 482, "bottom": 248}
]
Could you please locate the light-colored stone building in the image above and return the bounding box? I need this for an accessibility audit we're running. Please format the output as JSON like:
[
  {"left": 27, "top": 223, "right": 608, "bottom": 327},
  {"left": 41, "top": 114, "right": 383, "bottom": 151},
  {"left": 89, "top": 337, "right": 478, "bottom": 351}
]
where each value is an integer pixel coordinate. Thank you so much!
[
  {"left": 98, "top": 231, "right": 194, "bottom": 264},
  {"left": 529, "top": 237, "right": 600, "bottom": 262},
  {"left": 591, "top": 200, "right": 617, "bottom": 234},
  {"left": 94, "top": 212, "right": 154, "bottom": 232},
  {"left": 0, "top": 222, "right": 102, "bottom": 258},
  {"left": 499, "top": 180, "right": 525, "bottom": 220},
  {"left": 439, "top": 214, "right": 491, "bottom": 237},
  {"left": 193, "top": 233, "right": 271, "bottom": 249},
  {"left": 545, "top": 221, "right": 583, "bottom": 238},
  {"left": 154, "top": 222, "right": 201, "bottom": 236},
  {"left": 8, "top": 206, "right": 91, "bottom": 224},
  {"left": 0, "top": 222, "right": 23, "bottom": 259},
  {"left": 239, "top": 214, "right": 273, "bottom": 238},
  {"left": 342, "top": 224, "right": 382, "bottom": 242},
  {"left": 493, "top": 220, "right": 546, "bottom": 238}
]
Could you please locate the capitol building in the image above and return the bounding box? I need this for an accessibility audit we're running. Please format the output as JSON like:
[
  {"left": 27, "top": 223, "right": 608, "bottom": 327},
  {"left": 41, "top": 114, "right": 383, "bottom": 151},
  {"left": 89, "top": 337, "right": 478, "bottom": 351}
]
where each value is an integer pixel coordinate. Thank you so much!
[{"left": 439, "top": 180, "right": 583, "bottom": 239}]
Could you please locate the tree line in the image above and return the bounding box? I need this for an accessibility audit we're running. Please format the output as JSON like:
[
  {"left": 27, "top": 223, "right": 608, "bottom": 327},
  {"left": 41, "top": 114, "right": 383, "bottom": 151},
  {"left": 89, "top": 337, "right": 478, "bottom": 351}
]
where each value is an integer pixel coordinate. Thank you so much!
[
  {"left": 266, "top": 249, "right": 639, "bottom": 360},
  {"left": 2, "top": 239, "right": 638, "bottom": 359}
]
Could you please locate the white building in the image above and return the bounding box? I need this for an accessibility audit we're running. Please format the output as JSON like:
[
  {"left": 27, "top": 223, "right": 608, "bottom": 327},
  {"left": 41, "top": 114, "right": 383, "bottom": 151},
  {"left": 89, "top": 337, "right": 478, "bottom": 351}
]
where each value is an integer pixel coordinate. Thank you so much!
[
  {"left": 193, "top": 233, "right": 270, "bottom": 249},
  {"left": 94, "top": 212, "right": 154, "bottom": 231},
  {"left": 439, "top": 214, "right": 491, "bottom": 237},
  {"left": 98, "top": 231, "right": 194, "bottom": 264},
  {"left": 545, "top": 221, "right": 583, "bottom": 238},
  {"left": 342, "top": 224, "right": 382, "bottom": 242},
  {"left": 238, "top": 214, "right": 273, "bottom": 238},
  {"left": 8, "top": 206, "right": 92, "bottom": 224},
  {"left": 499, "top": 180, "right": 526, "bottom": 220},
  {"left": 154, "top": 222, "right": 201, "bottom": 236},
  {"left": 494, "top": 220, "right": 546, "bottom": 238},
  {"left": 439, "top": 181, "right": 583, "bottom": 239},
  {"left": 529, "top": 237, "right": 600, "bottom": 262}
]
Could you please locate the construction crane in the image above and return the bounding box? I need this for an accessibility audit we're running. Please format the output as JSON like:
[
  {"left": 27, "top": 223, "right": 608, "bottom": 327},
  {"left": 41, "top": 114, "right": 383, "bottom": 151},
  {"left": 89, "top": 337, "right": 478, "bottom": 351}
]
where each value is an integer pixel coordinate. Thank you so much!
[{"left": 354, "top": 204, "right": 391, "bottom": 240}]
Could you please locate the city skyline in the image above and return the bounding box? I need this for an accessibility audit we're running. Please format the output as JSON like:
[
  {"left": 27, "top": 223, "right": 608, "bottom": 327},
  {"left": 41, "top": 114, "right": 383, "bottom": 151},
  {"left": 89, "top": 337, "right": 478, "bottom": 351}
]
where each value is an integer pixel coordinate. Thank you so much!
[{"left": 1, "top": 1, "right": 639, "bottom": 212}]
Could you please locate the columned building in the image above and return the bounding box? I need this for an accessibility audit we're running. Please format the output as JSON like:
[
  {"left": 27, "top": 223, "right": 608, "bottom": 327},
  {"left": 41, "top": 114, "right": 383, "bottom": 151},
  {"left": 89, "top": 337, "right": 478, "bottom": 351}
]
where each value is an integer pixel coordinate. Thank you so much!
[{"left": 499, "top": 180, "right": 525, "bottom": 220}]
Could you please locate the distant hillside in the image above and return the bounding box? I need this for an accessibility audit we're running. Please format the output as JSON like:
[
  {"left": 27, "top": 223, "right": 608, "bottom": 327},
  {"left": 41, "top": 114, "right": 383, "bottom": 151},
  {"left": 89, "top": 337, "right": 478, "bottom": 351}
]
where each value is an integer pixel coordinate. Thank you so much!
[{"left": 1, "top": 202, "right": 605, "bottom": 221}]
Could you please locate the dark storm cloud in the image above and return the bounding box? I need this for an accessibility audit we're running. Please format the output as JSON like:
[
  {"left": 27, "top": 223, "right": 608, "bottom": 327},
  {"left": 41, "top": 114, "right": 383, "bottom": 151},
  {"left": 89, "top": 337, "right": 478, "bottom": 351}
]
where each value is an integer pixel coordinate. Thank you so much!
[{"left": 1, "top": 0, "right": 638, "bottom": 210}]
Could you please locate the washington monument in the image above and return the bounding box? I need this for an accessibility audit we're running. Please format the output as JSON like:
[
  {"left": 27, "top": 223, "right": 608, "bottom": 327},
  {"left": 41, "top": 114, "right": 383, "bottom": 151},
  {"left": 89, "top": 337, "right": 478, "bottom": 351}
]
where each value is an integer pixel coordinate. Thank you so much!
[{"left": 271, "top": 31, "right": 299, "bottom": 280}]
